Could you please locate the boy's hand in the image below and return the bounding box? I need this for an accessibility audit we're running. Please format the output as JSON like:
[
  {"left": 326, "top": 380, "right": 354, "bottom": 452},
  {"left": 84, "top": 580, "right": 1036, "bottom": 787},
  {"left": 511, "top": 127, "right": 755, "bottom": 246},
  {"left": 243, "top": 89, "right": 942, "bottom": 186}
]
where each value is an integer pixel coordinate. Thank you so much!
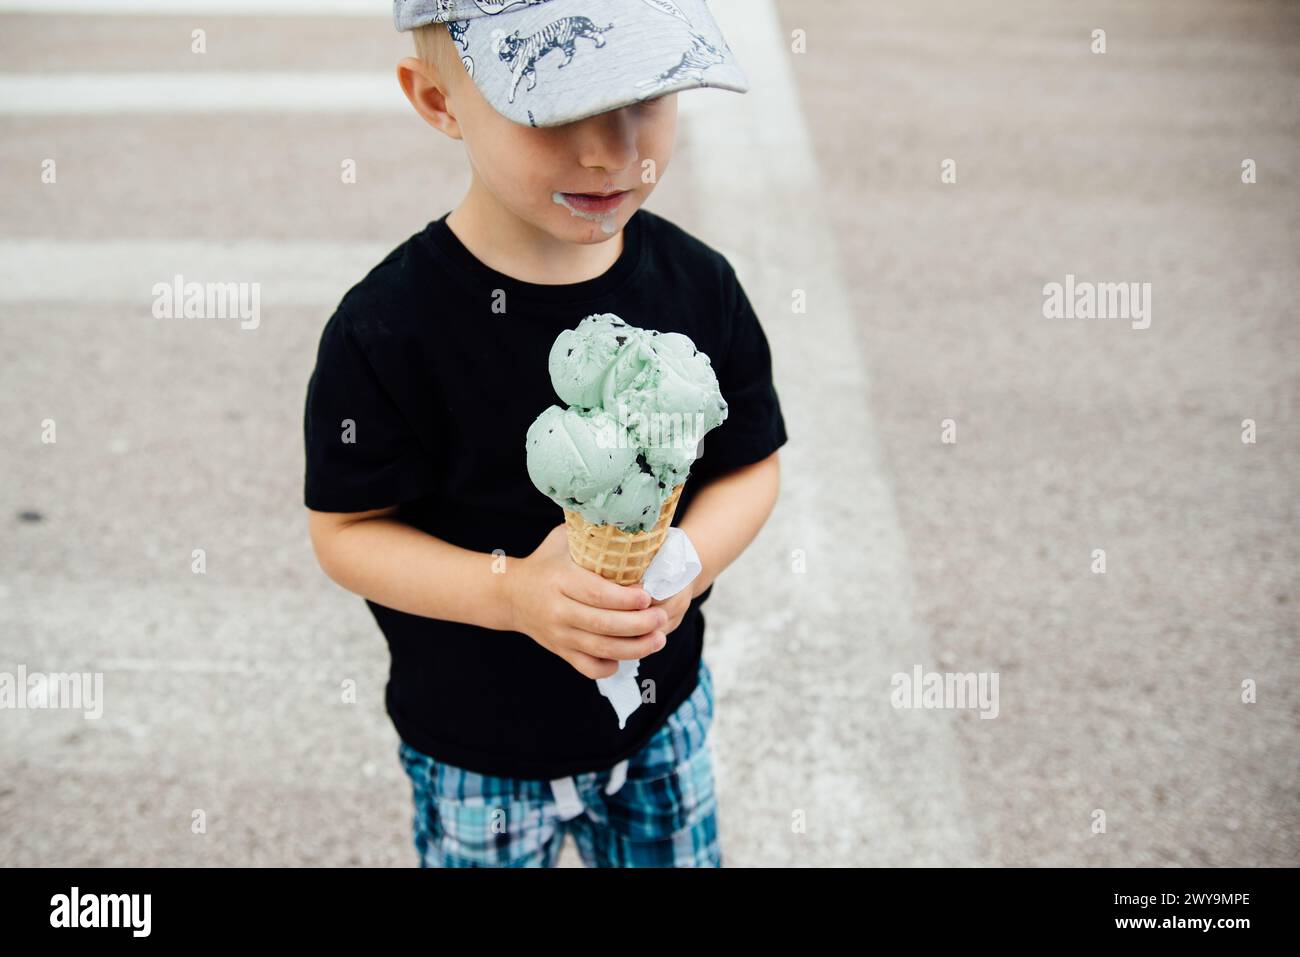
[
  {"left": 649, "top": 586, "right": 693, "bottom": 637},
  {"left": 504, "top": 525, "right": 670, "bottom": 681}
]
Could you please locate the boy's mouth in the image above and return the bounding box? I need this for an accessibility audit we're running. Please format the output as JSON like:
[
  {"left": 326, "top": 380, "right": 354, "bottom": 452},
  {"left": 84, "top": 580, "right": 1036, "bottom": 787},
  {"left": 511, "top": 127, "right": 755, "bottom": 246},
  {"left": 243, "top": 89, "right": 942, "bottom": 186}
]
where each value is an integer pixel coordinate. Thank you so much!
[{"left": 558, "top": 190, "right": 628, "bottom": 214}]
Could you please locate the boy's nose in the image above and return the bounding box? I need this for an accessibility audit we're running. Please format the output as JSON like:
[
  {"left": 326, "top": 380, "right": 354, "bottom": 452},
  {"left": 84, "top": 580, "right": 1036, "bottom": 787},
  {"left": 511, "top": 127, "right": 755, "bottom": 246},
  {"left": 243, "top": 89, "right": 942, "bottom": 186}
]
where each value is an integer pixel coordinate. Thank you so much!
[{"left": 572, "top": 109, "right": 640, "bottom": 173}]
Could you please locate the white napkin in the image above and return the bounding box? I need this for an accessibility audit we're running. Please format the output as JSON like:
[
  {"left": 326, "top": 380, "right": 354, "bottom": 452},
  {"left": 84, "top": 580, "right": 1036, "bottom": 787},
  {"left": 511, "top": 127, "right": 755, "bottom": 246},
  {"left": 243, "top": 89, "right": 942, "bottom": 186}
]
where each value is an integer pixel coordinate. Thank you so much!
[
  {"left": 640, "top": 527, "right": 703, "bottom": 602},
  {"left": 595, "top": 527, "right": 702, "bottom": 728}
]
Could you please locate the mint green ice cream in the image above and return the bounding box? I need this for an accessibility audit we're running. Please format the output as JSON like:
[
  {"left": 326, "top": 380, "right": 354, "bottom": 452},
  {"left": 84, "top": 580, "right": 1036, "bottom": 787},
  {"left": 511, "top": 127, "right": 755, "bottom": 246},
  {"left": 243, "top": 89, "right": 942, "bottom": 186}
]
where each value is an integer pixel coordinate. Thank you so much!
[{"left": 526, "top": 313, "right": 729, "bottom": 533}]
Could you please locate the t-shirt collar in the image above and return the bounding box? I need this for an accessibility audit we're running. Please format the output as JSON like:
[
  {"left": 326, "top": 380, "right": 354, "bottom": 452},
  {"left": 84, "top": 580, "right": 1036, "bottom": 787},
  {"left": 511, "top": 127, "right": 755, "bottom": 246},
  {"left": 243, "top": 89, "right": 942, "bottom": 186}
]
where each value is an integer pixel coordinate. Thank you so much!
[{"left": 422, "top": 207, "right": 645, "bottom": 305}]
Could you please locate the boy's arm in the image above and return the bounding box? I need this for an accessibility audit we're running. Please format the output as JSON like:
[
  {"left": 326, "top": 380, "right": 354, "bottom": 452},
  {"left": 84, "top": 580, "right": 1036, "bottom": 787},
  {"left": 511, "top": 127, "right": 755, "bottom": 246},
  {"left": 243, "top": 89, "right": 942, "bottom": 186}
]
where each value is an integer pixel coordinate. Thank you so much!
[
  {"left": 307, "top": 506, "right": 512, "bottom": 632},
  {"left": 677, "top": 449, "right": 781, "bottom": 600},
  {"left": 310, "top": 447, "right": 781, "bottom": 626}
]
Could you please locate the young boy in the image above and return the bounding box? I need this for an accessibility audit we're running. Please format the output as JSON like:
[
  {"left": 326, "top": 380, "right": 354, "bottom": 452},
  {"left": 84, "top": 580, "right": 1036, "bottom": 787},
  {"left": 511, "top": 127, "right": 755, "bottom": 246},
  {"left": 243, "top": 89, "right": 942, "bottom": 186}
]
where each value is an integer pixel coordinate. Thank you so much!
[{"left": 304, "top": 0, "right": 787, "bottom": 867}]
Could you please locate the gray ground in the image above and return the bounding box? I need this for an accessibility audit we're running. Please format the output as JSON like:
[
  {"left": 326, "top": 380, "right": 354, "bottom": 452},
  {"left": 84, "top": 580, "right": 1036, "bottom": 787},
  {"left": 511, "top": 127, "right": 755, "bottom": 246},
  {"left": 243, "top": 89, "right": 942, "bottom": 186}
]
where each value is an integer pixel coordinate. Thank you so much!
[{"left": 1, "top": 0, "right": 1296, "bottom": 867}]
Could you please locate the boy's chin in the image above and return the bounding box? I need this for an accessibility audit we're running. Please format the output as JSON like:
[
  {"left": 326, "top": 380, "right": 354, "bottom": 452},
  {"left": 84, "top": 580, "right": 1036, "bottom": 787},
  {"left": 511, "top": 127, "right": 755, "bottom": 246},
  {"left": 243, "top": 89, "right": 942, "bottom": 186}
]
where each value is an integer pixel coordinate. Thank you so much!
[
  {"left": 548, "top": 192, "right": 636, "bottom": 240},
  {"left": 548, "top": 209, "right": 630, "bottom": 243}
]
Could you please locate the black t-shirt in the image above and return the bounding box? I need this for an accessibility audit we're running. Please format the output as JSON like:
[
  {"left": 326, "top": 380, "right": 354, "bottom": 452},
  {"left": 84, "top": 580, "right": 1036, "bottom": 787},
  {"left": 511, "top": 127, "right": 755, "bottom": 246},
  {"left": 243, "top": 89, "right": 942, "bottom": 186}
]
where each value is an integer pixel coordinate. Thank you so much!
[{"left": 302, "top": 206, "right": 787, "bottom": 780}]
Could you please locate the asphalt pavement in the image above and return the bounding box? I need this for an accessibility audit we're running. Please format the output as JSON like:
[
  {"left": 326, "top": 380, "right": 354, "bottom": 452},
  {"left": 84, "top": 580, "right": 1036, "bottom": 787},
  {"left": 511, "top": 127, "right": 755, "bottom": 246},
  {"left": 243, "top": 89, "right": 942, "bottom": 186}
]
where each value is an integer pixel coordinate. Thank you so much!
[{"left": 1, "top": 0, "right": 1295, "bottom": 867}]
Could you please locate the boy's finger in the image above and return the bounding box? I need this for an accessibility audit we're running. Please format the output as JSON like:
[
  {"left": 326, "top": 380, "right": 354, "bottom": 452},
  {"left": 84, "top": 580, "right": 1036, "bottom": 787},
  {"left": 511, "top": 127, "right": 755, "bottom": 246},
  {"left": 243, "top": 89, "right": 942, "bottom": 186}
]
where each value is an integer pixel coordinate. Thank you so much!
[
  {"left": 565, "top": 647, "right": 619, "bottom": 679},
  {"left": 561, "top": 570, "right": 652, "bottom": 610},
  {"left": 581, "top": 629, "right": 665, "bottom": 662},
  {"left": 569, "top": 602, "right": 667, "bottom": 639}
]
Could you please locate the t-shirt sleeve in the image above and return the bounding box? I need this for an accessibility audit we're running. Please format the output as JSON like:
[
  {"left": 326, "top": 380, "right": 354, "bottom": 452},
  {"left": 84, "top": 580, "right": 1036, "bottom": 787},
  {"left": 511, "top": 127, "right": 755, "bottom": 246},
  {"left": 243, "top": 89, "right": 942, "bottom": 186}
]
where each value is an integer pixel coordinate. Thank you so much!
[
  {"left": 692, "top": 263, "right": 789, "bottom": 483},
  {"left": 303, "top": 305, "right": 440, "bottom": 512}
]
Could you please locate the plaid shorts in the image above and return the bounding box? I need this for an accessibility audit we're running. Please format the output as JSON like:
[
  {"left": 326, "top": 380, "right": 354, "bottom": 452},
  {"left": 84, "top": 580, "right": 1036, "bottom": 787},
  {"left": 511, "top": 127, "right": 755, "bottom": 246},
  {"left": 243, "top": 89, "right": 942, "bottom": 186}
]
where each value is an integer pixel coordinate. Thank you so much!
[{"left": 397, "top": 656, "right": 720, "bottom": 867}]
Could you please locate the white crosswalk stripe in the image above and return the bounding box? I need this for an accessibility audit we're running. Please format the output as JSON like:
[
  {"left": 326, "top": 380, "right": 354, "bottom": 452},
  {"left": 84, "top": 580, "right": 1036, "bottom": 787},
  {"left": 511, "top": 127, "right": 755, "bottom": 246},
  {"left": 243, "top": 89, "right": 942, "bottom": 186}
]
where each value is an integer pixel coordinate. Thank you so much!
[
  {"left": 680, "top": 0, "right": 978, "bottom": 864},
  {"left": 0, "top": 0, "right": 384, "bottom": 14},
  {"left": 0, "top": 240, "right": 391, "bottom": 303},
  {"left": 0, "top": 72, "right": 407, "bottom": 114}
]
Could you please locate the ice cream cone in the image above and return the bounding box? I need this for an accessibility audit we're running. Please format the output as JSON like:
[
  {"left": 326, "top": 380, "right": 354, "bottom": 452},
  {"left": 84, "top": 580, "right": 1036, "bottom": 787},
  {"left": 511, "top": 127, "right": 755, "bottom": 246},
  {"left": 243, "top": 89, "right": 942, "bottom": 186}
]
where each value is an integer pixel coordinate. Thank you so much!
[{"left": 564, "top": 483, "right": 685, "bottom": 585}]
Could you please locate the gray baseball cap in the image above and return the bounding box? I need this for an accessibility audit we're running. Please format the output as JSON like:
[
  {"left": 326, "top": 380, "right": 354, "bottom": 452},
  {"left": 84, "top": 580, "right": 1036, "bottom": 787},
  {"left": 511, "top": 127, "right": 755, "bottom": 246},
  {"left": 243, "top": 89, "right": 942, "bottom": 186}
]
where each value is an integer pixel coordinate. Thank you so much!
[{"left": 394, "top": 0, "right": 750, "bottom": 128}]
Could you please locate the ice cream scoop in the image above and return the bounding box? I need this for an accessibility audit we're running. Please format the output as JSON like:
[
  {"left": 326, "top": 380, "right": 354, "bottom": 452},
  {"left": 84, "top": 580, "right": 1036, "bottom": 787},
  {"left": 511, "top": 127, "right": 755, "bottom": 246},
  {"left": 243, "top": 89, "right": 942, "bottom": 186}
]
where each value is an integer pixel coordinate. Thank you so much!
[
  {"left": 524, "top": 405, "right": 636, "bottom": 507},
  {"left": 548, "top": 313, "right": 648, "bottom": 411},
  {"left": 527, "top": 313, "right": 728, "bottom": 534},
  {"left": 587, "top": 463, "right": 664, "bottom": 529},
  {"left": 614, "top": 332, "right": 728, "bottom": 450}
]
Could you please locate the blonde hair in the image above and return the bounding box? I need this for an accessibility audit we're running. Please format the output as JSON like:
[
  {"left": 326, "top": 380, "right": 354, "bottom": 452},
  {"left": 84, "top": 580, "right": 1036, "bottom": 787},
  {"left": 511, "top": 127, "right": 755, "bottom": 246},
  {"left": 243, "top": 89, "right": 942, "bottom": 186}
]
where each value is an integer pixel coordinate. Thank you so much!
[{"left": 412, "top": 21, "right": 458, "bottom": 78}]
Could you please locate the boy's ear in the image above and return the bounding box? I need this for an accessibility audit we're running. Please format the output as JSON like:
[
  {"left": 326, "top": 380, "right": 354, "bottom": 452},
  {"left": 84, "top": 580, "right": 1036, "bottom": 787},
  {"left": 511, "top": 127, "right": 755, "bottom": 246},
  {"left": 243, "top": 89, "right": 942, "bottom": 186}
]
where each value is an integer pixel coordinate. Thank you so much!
[{"left": 396, "top": 56, "right": 463, "bottom": 140}]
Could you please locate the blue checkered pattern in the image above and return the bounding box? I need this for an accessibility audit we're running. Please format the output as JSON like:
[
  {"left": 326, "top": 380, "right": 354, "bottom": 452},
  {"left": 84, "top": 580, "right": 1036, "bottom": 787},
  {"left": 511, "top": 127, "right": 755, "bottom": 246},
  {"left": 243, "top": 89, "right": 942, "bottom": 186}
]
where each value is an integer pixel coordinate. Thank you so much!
[{"left": 398, "top": 656, "right": 720, "bottom": 867}]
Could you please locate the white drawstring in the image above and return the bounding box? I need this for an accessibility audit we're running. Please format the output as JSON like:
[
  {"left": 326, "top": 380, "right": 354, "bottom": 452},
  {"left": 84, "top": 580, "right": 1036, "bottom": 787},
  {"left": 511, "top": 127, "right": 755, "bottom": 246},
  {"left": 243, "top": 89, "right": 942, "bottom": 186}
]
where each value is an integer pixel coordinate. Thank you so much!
[
  {"left": 549, "top": 776, "right": 584, "bottom": 820},
  {"left": 549, "top": 757, "right": 631, "bottom": 820},
  {"left": 604, "top": 758, "right": 629, "bottom": 795}
]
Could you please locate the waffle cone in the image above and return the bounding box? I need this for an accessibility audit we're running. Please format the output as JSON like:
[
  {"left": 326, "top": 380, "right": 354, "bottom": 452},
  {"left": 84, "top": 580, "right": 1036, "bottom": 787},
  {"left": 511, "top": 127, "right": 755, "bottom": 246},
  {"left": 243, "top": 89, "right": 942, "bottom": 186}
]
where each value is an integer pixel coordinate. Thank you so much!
[{"left": 564, "top": 483, "right": 685, "bottom": 585}]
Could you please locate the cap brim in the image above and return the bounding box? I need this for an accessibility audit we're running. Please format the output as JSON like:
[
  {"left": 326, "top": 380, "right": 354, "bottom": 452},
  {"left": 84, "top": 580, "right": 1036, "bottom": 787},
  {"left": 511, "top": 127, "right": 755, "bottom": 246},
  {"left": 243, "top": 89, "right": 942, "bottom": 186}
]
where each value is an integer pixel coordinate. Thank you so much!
[{"left": 448, "top": 0, "right": 749, "bottom": 128}]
